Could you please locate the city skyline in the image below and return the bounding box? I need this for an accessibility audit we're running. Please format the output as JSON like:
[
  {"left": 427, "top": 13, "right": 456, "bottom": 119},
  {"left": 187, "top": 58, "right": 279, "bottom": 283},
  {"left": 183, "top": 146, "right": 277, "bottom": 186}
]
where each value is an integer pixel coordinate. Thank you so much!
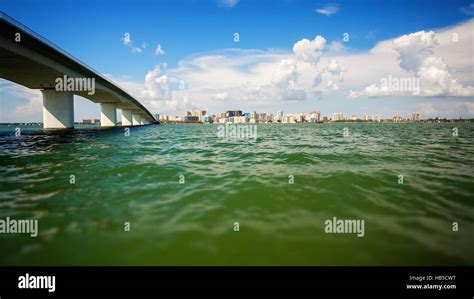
[
  {"left": 157, "top": 108, "right": 430, "bottom": 124},
  {"left": 0, "top": 0, "right": 473, "bottom": 122}
]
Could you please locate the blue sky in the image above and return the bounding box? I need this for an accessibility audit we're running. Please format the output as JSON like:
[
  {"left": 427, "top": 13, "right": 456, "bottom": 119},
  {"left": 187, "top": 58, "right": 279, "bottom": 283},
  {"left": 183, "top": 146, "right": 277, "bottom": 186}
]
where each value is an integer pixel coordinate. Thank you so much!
[{"left": 1, "top": 0, "right": 474, "bottom": 121}]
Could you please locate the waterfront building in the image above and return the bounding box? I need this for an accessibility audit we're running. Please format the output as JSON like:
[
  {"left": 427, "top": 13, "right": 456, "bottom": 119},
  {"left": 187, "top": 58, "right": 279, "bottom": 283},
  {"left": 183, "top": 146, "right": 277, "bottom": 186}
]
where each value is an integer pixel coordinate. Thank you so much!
[
  {"left": 392, "top": 116, "right": 403, "bottom": 122},
  {"left": 233, "top": 116, "right": 249, "bottom": 124},
  {"left": 308, "top": 110, "right": 321, "bottom": 122},
  {"left": 333, "top": 113, "right": 344, "bottom": 121},
  {"left": 276, "top": 110, "right": 284, "bottom": 122},
  {"left": 268, "top": 113, "right": 274, "bottom": 122},
  {"left": 226, "top": 110, "right": 242, "bottom": 118},
  {"left": 251, "top": 111, "right": 258, "bottom": 122},
  {"left": 184, "top": 115, "right": 199, "bottom": 122},
  {"left": 412, "top": 112, "right": 420, "bottom": 122}
]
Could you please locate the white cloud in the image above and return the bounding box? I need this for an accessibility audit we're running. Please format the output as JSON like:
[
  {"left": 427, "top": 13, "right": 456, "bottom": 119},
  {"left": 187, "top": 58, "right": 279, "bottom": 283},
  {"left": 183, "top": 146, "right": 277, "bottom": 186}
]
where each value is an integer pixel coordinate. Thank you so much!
[
  {"left": 328, "top": 41, "right": 346, "bottom": 53},
  {"left": 155, "top": 44, "right": 165, "bottom": 55},
  {"left": 217, "top": 0, "right": 239, "bottom": 8},
  {"left": 418, "top": 100, "right": 474, "bottom": 118},
  {"left": 142, "top": 64, "right": 170, "bottom": 100},
  {"left": 293, "top": 36, "right": 326, "bottom": 65},
  {"left": 109, "top": 33, "right": 344, "bottom": 114},
  {"left": 272, "top": 59, "right": 300, "bottom": 88},
  {"left": 121, "top": 32, "right": 143, "bottom": 53},
  {"left": 0, "top": 80, "right": 42, "bottom": 121},
  {"left": 347, "top": 20, "right": 474, "bottom": 98},
  {"left": 214, "top": 92, "right": 229, "bottom": 101},
  {"left": 4, "top": 19, "right": 473, "bottom": 120},
  {"left": 315, "top": 4, "right": 339, "bottom": 16}
]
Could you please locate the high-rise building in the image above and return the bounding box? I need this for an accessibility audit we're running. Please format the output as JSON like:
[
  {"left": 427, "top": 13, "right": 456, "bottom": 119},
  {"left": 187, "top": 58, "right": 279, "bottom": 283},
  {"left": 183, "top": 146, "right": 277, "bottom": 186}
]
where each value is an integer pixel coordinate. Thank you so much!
[
  {"left": 268, "top": 113, "right": 274, "bottom": 122},
  {"left": 251, "top": 111, "right": 258, "bottom": 122},
  {"left": 277, "top": 110, "right": 284, "bottom": 121},
  {"left": 197, "top": 110, "right": 206, "bottom": 121},
  {"left": 412, "top": 112, "right": 420, "bottom": 122}
]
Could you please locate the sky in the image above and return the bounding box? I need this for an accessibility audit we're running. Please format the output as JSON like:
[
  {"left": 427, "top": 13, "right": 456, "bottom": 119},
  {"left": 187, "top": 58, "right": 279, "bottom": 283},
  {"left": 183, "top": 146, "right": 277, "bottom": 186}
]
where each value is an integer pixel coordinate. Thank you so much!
[{"left": 1, "top": 0, "right": 473, "bottom": 122}]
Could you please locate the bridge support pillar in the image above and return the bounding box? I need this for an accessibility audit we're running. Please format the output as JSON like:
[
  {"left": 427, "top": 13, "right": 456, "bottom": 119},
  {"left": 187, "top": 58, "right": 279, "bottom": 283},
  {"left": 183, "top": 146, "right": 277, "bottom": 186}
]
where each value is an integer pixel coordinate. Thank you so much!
[
  {"left": 100, "top": 103, "right": 117, "bottom": 127},
  {"left": 121, "top": 109, "right": 133, "bottom": 126},
  {"left": 132, "top": 113, "right": 141, "bottom": 126},
  {"left": 42, "top": 90, "right": 74, "bottom": 129}
]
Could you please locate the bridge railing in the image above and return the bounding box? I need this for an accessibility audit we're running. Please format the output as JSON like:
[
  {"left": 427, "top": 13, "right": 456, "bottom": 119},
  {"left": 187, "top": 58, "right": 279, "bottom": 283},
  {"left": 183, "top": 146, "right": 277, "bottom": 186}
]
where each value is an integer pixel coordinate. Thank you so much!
[{"left": 0, "top": 11, "right": 156, "bottom": 120}]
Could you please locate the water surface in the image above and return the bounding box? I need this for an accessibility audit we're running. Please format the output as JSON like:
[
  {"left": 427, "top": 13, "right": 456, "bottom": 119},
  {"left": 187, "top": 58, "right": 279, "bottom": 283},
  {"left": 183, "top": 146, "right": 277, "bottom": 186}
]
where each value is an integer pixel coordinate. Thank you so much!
[{"left": 0, "top": 123, "right": 473, "bottom": 265}]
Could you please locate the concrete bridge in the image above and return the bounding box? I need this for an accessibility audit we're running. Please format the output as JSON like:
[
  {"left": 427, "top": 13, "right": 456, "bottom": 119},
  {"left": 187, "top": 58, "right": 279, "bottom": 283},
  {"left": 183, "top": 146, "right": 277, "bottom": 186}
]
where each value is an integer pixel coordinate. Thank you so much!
[{"left": 0, "top": 12, "right": 156, "bottom": 129}]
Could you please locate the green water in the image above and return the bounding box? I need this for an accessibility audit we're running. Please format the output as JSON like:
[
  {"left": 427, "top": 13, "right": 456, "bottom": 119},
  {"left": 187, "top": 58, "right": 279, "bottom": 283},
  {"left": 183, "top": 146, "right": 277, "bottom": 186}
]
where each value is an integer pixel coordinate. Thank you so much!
[{"left": 0, "top": 123, "right": 473, "bottom": 265}]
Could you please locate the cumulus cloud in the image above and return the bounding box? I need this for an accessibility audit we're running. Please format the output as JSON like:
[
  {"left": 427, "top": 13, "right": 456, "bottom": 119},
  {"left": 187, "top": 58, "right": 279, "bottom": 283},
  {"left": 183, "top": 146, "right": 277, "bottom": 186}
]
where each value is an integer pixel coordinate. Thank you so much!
[
  {"left": 293, "top": 36, "right": 326, "bottom": 65},
  {"left": 7, "top": 19, "right": 472, "bottom": 120},
  {"left": 393, "top": 31, "right": 474, "bottom": 96},
  {"left": 348, "top": 25, "right": 474, "bottom": 98},
  {"left": 272, "top": 59, "right": 300, "bottom": 88},
  {"left": 142, "top": 64, "right": 169, "bottom": 99},
  {"left": 328, "top": 41, "right": 346, "bottom": 53},
  {"left": 115, "top": 33, "right": 345, "bottom": 114},
  {"left": 315, "top": 4, "right": 339, "bottom": 16},
  {"left": 320, "top": 59, "right": 345, "bottom": 91}
]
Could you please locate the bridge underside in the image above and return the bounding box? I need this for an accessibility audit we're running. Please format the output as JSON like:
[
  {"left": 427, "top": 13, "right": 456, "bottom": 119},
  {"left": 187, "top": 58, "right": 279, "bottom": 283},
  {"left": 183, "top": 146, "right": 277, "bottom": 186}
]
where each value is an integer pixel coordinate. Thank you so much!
[{"left": 0, "top": 17, "right": 155, "bottom": 128}]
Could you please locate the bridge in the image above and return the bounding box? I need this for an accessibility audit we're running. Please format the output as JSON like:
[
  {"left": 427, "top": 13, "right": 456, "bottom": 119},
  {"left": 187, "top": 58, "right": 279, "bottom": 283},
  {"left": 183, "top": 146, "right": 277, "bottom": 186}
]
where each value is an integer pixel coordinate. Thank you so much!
[{"left": 0, "top": 11, "right": 156, "bottom": 129}]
